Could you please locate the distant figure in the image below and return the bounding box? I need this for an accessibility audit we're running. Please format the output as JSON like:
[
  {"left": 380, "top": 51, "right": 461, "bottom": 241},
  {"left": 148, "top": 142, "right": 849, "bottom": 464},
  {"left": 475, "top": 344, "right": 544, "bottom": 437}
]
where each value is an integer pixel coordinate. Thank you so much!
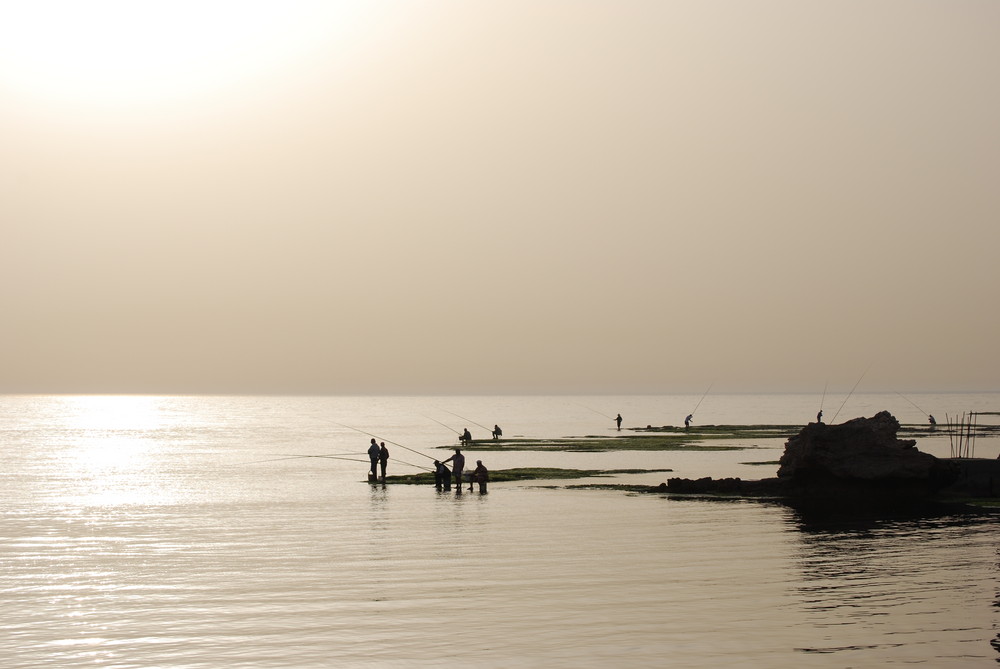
[
  {"left": 434, "top": 460, "right": 451, "bottom": 489},
  {"left": 684, "top": 414, "right": 693, "bottom": 429},
  {"left": 492, "top": 424, "right": 502, "bottom": 440},
  {"left": 444, "top": 448, "right": 465, "bottom": 490},
  {"left": 378, "top": 442, "right": 389, "bottom": 481},
  {"left": 817, "top": 410, "right": 823, "bottom": 424},
  {"left": 367, "top": 438, "right": 380, "bottom": 480},
  {"left": 473, "top": 460, "right": 489, "bottom": 494},
  {"left": 929, "top": 414, "right": 937, "bottom": 430},
  {"left": 615, "top": 414, "right": 622, "bottom": 431},
  {"left": 461, "top": 428, "right": 472, "bottom": 445}
]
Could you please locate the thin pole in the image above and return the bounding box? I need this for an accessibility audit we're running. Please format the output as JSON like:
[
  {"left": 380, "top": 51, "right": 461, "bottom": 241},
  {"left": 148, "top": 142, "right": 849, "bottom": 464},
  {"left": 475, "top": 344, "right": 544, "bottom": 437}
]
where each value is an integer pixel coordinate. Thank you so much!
[
  {"left": 690, "top": 383, "right": 714, "bottom": 418},
  {"left": 439, "top": 409, "right": 494, "bottom": 434},
  {"left": 830, "top": 365, "right": 869, "bottom": 424},
  {"left": 326, "top": 419, "right": 438, "bottom": 462},
  {"left": 423, "top": 414, "right": 461, "bottom": 435},
  {"left": 577, "top": 403, "right": 615, "bottom": 420},
  {"left": 895, "top": 391, "right": 928, "bottom": 419}
]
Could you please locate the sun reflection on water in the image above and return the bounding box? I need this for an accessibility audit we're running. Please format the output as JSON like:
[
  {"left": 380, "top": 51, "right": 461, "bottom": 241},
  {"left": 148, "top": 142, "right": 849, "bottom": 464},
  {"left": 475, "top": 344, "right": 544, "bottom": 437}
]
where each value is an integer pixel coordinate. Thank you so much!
[{"left": 48, "top": 396, "right": 186, "bottom": 507}]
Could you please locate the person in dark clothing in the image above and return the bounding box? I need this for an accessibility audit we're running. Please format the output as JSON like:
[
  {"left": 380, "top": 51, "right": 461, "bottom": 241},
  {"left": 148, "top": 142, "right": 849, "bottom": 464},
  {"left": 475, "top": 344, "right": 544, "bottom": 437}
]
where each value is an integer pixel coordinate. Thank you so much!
[
  {"left": 615, "top": 414, "right": 622, "bottom": 431},
  {"left": 443, "top": 448, "right": 465, "bottom": 491},
  {"left": 684, "top": 414, "right": 693, "bottom": 429},
  {"left": 492, "top": 425, "right": 502, "bottom": 440},
  {"left": 473, "top": 460, "right": 489, "bottom": 494},
  {"left": 378, "top": 442, "right": 389, "bottom": 481},
  {"left": 433, "top": 460, "right": 451, "bottom": 489},
  {"left": 367, "top": 438, "right": 380, "bottom": 480},
  {"left": 460, "top": 428, "right": 472, "bottom": 445},
  {"left": 817, "top": 410, "right": 823, "bottom": 424}
]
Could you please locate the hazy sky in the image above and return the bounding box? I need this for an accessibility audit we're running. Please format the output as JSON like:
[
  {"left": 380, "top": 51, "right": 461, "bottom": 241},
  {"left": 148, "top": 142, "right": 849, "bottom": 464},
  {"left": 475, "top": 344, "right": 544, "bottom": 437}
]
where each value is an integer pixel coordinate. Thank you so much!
[{"left": 2, "top": 1, "right": 998, "bottom": 395}]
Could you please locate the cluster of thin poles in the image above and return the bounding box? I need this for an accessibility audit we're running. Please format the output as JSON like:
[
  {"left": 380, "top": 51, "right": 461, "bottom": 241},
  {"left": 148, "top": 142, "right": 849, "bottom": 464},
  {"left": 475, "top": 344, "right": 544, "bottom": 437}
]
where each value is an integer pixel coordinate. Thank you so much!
[{"left": 945, "top": 412, "right": 978, "bottom": 458}]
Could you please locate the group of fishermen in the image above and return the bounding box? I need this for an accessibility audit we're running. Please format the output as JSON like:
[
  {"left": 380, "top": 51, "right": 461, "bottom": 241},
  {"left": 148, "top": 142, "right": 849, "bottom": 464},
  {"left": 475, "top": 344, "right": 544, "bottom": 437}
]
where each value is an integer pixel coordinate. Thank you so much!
[
  {"left": 367, "top": 437, "right": 489, "bottom": 493},
  {"left": 434, "top": 448, "right": 489, "bottom": 493}
]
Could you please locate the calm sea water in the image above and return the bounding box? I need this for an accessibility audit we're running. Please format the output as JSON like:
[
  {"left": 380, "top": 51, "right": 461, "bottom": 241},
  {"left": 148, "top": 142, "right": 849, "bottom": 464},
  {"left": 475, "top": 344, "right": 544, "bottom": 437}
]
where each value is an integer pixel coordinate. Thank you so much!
[{"left": 1, "top": 393, "right": 998, "bottom": 668}]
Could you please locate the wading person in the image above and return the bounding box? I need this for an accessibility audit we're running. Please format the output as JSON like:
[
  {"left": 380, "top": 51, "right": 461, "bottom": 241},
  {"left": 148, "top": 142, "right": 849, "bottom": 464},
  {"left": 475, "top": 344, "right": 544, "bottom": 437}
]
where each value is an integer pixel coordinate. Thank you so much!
[
  {"left": 378, "top": 442, "right": 389, "bottom": 481},
  {"left": 473, "top": 460, "right": 489, "bottom": 494},
  {"left": 367, "top": 438, "right": 380, "bottom": 481},
  {"left": 444, "top": 448, "right": 465, "bottom": 491},
  {"left": 434, "top": 460, "right": 451, "bottom": 489}
]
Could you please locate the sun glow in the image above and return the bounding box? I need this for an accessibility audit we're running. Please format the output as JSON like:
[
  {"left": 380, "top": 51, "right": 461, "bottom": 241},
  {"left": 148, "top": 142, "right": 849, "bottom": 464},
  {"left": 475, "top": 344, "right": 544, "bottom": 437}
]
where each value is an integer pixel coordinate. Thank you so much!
[{"left": 0, "top": 1, "right": 377, "bottom": 112}]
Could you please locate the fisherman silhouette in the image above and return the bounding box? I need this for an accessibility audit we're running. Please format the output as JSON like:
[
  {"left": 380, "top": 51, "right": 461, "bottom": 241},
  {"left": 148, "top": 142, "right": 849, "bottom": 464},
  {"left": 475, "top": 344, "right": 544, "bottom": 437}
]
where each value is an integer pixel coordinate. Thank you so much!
[
  {"left": 378, "top": 442, "right": 389, "bottom": 481},
  {"left": 367, "top": 438, "right": 380, "bottom": 481},
  {"left": 443, "top": 448, "right": 465, "bottom": 490},
  {"left": 615, "top": 414, "right": 622, "bottom": 431},
  {"left": 492, "top": 424, "right": 502, "bottom": 440},
  {"left": 817, "top": 410, "right": 823, "bottom": 424},
  {"left": 684, "top": 414, "right": 693, "bottom": 429}
]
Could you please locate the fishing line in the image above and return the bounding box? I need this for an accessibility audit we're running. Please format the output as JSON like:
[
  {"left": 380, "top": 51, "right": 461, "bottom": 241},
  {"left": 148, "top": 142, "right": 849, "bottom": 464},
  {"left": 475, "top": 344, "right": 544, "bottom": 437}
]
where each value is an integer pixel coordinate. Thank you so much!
[{"left": 830, "top": 365, "right": 870, "bottom": 424}]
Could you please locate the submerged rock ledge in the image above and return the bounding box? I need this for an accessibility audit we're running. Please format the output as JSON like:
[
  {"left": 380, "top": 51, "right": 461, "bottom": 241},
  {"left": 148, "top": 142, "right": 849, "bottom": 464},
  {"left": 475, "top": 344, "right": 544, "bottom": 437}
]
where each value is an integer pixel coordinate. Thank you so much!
[{"left": 661, "top": 411, "right": 999, "bottom": 504}]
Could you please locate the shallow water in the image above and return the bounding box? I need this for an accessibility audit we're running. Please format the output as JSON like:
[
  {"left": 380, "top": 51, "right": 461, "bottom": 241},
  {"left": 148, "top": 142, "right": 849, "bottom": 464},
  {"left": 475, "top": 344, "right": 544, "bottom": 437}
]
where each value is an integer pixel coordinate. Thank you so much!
[{"left": 1, "top": 394, "right": 997, "bottom": 667}]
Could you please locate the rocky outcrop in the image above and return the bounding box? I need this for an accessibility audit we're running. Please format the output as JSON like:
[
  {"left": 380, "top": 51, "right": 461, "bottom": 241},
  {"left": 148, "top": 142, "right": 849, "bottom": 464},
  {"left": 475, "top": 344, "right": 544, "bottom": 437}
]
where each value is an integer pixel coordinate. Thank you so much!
[
  {"left": 776, "top": 411, "right": 957, "bottom": 496},
  {"left": 666, "top": 411, "right": 959, "bottom": 501}
]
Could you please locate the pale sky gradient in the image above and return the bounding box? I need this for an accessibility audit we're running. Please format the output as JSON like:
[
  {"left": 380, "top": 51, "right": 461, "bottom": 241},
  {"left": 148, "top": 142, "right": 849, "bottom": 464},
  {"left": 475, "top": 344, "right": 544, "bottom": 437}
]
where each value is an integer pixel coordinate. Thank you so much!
[{"left": 2, "top": 1, "right": 998, "bottom": 395}]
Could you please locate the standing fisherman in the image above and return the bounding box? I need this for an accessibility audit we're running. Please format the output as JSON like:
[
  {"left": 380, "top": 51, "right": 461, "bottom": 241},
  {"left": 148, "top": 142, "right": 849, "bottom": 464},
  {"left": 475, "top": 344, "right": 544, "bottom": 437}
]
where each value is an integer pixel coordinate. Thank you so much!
[
  {"left": 443, "top": 448, "right": 465, "bottom": 491},
  {"left": 684, "top": 414, "right": 693, "bottom": 429},
  {"left": 378, "top": 442, "right": 389, "bottom": 481},
  {"left": 367, "top": 438, "right": 380, "bottom": 481},
  {"left": 615, "top": 414, "right": 623, "bottom": 431}
]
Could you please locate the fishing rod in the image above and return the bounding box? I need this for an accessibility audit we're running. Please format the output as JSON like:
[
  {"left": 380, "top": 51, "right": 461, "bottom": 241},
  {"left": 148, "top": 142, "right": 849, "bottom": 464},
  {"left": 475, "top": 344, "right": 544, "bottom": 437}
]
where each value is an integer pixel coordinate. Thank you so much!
[
  {"left": 328, "top": 419, "right": 438, "bottom": 463},
  {"left": 689, "top": 383, "right": 714, "bottom": 417},
  {"left": 243, "top": 454, "right": 372, "bottom": 466},
  {"left": 820, "top": 381, "right": 827, "bottom": 414},
  {"left": 830, "top": 365, "right": 870, "bottom": 424},
  {"left": 246, "top": 453, "right": 432, "bottom": 472},
  {"left": 577, "top": 403, "right": 615, "bottom": 420},
  {"left": 895, "top": 391, "right": 928, "bottom": 417},
  {"left": 439, "top": 409, "right": 493, "bottom": 434},
  {"left": 423, "top": 414, "right": 461, "bottom": 435}
]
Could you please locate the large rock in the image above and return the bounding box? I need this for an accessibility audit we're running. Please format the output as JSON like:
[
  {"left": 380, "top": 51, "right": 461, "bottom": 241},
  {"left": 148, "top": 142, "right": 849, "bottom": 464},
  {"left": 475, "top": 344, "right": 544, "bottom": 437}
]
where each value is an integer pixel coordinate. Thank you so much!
[{"left": 777, "top": 411, "right": 957, "bottom": 497}]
